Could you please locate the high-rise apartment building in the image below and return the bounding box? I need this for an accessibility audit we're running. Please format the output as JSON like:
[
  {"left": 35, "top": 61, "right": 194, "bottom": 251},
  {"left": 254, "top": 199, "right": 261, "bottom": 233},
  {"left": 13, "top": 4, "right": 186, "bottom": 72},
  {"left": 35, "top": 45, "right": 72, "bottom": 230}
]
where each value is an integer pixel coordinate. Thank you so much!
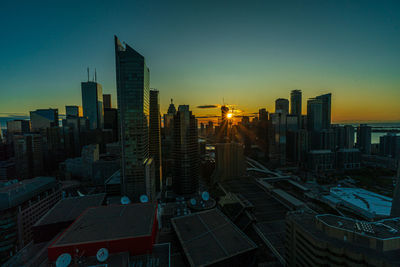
[
  {"left": 172, "top": 105, "right": 199, "bottom": 196},
  {"left": 316, "top": 93, "right": 331, "bottom": 129},
  {"left": 115, "top": 36, "right": 151, "bottom": 201},
  {"left": 307, "top": 98, "right": 323, "bottom": 131},
  {"left": 6, "top": 120, "right": 30, "bottom": 143},
  {"left": 81, "top": 81, "right": 104, "bottom": 129},
  {"left": 214, "top": 142, "right": 245, "bottom": 181},
  {"left": 149, "top": 89, "right": 162, "bottom": 192},
  {"left": 356, "top": 124, "right": 372, "bottom": 154},
  {"left": 275, "top": 98, "right": 289, "bottom": 114},
  {"left": 30, "top": 109, "right": 59, "bottom": 131}
]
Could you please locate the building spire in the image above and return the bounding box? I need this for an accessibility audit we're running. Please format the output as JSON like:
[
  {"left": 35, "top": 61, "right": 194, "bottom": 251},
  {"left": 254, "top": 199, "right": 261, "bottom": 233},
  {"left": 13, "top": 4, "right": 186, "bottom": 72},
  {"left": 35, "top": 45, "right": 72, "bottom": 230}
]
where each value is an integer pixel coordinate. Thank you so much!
[
  {"left": 95, "top": 68, "right": 97, "bottom": 82},
  {"left": 87, "top": 67, "right": 89, "bottom": 82}
]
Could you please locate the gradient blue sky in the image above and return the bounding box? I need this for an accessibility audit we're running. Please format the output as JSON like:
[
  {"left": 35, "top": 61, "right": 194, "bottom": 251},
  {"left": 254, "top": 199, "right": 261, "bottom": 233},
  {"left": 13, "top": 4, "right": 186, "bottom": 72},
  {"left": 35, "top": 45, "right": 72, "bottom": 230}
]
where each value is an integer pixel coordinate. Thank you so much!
[{"left": 1, "top": 0, "right": 399, "bottom": 122}]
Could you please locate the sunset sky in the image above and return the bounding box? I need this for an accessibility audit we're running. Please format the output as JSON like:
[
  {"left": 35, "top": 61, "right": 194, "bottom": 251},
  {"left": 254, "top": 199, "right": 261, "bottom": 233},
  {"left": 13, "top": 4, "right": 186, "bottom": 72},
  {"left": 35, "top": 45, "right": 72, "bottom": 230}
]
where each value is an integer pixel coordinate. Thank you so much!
[{"left": 1, "top": 0, "right": 399, "bottom": 123}]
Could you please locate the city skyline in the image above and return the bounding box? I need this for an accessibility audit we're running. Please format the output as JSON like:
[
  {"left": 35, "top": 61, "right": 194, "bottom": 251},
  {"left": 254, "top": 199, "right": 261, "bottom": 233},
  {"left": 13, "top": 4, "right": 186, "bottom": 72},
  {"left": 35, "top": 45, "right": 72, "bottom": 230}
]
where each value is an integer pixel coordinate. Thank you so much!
[{"left": 1, "top": 1, "right": 400, "bottom": 123}]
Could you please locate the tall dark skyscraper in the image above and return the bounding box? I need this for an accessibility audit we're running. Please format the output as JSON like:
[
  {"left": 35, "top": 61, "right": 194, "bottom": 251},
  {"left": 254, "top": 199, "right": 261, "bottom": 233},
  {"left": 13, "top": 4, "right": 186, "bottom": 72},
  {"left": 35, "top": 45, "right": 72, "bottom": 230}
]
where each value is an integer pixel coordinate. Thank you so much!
[
  {"left": 115, "top": 36, "right": 152, "bottom": 201},
  {"left": 103, "top": 94, "right": 112, "bottom": 109},
  {"left": 173, "top": 105, "right": 199, "bottom": 196},
  {"left": 316, "top": 93, "right": 332, "bottom": 129},
  {"left": 65, "top": 105, "right": 83, "bottom": 118},
  {"left": 81, "top": 81, "right": 104, "bottom": 129},
  {"left": 356, "top": 124, "right": 371, "bottom": 154},
  {"left": 290, "top": 89, "right": 302, "bottom": 128},
  {"left": 149, "top": 89, "right": 162, "bottom": 192},
  {"left": 307, "top": 98, "right": 323, "bottom": 131},
  {"left": 219, "top": 105, "right": 230, "bottom": 143},
  {"left": 275, "top": 98, "right": 289, "bottom": 114}
]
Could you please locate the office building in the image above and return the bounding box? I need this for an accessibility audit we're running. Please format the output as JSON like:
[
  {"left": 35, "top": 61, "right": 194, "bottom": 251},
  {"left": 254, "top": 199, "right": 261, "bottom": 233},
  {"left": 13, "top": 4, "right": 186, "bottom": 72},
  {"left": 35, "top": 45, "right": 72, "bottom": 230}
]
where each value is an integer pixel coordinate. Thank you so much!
[
  {"left": 13, "top": 133, "right": 43, "bottom": 179},
  {"left": 336, "top": 148, "right": 361, "bottom": 170},
  {"left": 307, "top": 98, "right": 323, "bottom": 131},
  {"left": 65, "top": 105, "right": 83, "bottom": 118},
  {"left": 307, "top": 150, "right": 334, "bottom": 172},
  {"left": 172, "top": 105, "right": 199, "bottom": 196},
  {"left": 333, "top": 124, "right": 355, "bottom": 149},
  {"left": 149, "top": 89, "right": 162, "bottom": 192},
  {"left": 6, "top": 120, "right": 30, "bottom": 143},
  {"left": 214, "top": 142, "right": 245, "bottom": 182},
  {"left": 81, "top": 81, "right": 104, "bottom": 129},
  {"left": 219, "top": 105, "right": 230, "bottom": 142},
  {"left": 115, "top": 36, "right": 151, "bottom": 201},
  {"left": 357, "top": 124, "right": 372, "bottom": 154},
  {"left": 286, "top": 210, "right": 400, "bottom": 266},
  {"left": 103, "top": 94, "right": 112, "bottom": 109},
  {"left": 275, "top": 98, "right": 289, "bottom": 114},
  {"left": 258, "top": 108, "right": 268, "bottom": 121},
  {"left": 0, "top": 177, "right": 61, "bottom": 264},
  {"left": 30, "top": 109, "right": 58, "bottom": 131}
]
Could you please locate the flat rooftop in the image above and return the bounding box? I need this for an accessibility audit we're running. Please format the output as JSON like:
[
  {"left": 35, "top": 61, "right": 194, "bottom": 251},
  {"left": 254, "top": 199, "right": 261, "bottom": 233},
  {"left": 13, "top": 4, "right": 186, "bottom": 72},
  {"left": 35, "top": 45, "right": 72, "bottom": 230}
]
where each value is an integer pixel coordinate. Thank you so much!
[
  {"left": 329, "top": 187, "right": 392, "bottom": 217},
  {"left": 34, "top": 193, "right": 105, "bottom": 226},
  {"left": 171, "top": 208, "right": 257, "bottom": 267},
  {"left": 50, "top": 203, "right": 156, "bottom": 247},
  {"left": 317, "top": 214, "right": 400, "bottom": 240},
  {"left": 0, "top": 177, "right": 58, "bottom": 210}
]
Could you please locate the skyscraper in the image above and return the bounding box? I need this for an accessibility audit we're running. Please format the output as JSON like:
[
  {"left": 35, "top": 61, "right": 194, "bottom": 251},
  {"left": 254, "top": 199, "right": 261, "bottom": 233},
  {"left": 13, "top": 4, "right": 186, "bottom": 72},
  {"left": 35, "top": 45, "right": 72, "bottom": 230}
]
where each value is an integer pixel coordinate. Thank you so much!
[
  {"left": 149, "top": 89, "right": 162, "bottom": 192},
  {"left": 275, "top": 98, "right": 289, "bottom": 114},
  {"left": 81, "top": 81, "right": 103, "bottom": 129},
  {"left": 290, "top": 89, "right": 302, "bottom": 128},
  {"left": 173, "top": 105, "right": 199, "bottom": 196},
  {"left": 307, "top": 98, "right": 323, "bottom": 131},
  {"left": 115, "top": 36, "right": 151, "bottom": 201},
  {"left": 30, "top": 109, "right": 59, "bottom": 131},
  {"left": 356, "top": 124, "right": 372, "bottom": 154},
  {"left": 103, "top": 94, "right": 112, "bottom": 109},
  {"left": 219, "top": 105, "right": 230, "bottom": 142},
  {"left": 316, "top": 93, "right": 332, "bottom": 129}
]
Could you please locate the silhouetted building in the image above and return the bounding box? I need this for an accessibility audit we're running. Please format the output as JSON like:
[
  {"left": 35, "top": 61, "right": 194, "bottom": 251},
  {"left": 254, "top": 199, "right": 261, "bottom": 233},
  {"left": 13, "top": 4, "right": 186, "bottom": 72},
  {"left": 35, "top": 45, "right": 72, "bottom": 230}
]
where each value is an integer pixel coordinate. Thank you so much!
[
  {"left": 333, "top": 124, "right": 355, "bottom": 149},
  {"left": 81, "top": 81, "right": 104, "bottom": 129},
  {"left": 172, "top": 105, "right": 199, "bottom": 196},
  {"left": 316, "top": 93, "right": 332, "bottom": 129},
  {"left": 290, "top": 89, "right": 302, "bottom": 128},
  {"left": 104, "top": 107, "right": 118, "bottom": 142},
  {"left": 13, "top": 133, "right": 43, "bottom": 179},
  {"left": 219, "top": 105, "right": 230, "bottom": 142},
  {"left": 357, "top": 124, "right": 371, "bottom": 154},
  {"left": 65, "top": 105, "right": 83, "bottom": 118},
  {"left": 149, "top": 89, "right": 162, "bottom": 192},
  {"left": 6, "top": 120, "right": 30, "bottom": 143},
  {"left": 103, "top": 94, "right": 112, "bottom": 109},
  {"left": 307, "top": 98, "right": 323, "bottom": 131},
  {"left": 380, "top": 133, "right": 400, "bottom": 158},
  {"left": 258, "top": 108, "right": 268, "bottom": 121},
  {"left": 307, "top": 150, "right": 334, "bottom": 172},
  {"left": 30, "top": 109, "right": 58, "bottom": 131},
  {"left": 336, "top": 148, "right": 361, "bottom": 170},
  {"left": 115, "top": 36, "right": 152, "bottom": 201},
  {"left": 214, "top": 143, "right": 245, "bottom": 182},
  {"left": 275, "top": 98, "right": 289, "bottom": 114}
]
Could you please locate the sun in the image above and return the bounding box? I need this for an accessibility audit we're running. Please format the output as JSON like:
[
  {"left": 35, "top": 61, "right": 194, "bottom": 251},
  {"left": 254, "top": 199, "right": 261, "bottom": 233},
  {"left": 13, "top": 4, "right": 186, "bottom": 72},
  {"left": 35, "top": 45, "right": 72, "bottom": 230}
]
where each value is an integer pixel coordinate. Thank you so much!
[{"left": 226, "top": 112, "right": 233, "bottom": 119}]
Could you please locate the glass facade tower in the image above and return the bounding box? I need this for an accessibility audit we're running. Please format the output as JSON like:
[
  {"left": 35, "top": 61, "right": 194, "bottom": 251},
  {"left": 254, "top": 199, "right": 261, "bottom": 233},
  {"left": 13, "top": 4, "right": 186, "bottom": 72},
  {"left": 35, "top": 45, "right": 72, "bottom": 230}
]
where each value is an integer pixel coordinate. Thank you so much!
[{"left": 115, "top": 36, "right": 150, "bottom": 201}]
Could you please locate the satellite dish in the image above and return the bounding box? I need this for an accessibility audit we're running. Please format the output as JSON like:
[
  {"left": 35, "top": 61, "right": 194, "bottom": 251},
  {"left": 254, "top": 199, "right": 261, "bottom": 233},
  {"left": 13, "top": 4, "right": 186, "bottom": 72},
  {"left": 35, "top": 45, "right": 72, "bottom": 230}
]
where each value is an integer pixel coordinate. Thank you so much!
[
  {"left": 190, "top": 198, "right": 197, "bottom": 206},
  {"left": 202, "top": 191, "right": 210, "bottom": 201},
  {"left": 120, "top": 196, "right": 131, "bottom": 205},
  {"left": 96, "top": 248, "right": 109, "bottom": 262},
  {"left": 140, "top": 194, "right": 149, "bottom": 203},
  {"left": 56, "top": 253, "right": 71, "bottom": 267}
]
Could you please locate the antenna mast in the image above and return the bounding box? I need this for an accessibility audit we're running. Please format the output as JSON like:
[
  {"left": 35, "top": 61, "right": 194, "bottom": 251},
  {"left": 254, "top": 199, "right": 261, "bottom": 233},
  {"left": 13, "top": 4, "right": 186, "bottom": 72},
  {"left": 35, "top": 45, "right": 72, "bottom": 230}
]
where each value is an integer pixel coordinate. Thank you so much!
[
  {"left": 95, "top": 68, "right": 97, "bottom": 82},
  {"left": 87, "top": 67, "right": 89, "bottom": 82}
]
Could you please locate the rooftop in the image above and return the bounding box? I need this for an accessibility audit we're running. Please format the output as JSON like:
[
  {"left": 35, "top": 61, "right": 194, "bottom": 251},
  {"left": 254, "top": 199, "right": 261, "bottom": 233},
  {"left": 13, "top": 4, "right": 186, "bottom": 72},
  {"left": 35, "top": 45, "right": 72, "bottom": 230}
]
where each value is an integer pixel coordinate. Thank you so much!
[
  {"left": 0, "top": 177, "right": 58, "bottom": 211},
  {"left": 50, "top": 203, "right": 156, "bottom": 247},
  {"left": 171, "top": 208, "right": 257, "bottom": 267},
  {"left": 329, "top": 187, "right": 392, "bottom": 217},
  {"left": 34, "top": 194, "right": 105, "bottom": 226}
]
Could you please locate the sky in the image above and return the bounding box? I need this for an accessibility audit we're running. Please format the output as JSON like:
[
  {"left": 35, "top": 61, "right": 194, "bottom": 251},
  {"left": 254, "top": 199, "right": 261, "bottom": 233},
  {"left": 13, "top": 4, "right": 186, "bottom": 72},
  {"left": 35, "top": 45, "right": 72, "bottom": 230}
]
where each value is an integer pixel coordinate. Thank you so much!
[{"left": 0, "top": 0, "right": 399, "bottom": 123}]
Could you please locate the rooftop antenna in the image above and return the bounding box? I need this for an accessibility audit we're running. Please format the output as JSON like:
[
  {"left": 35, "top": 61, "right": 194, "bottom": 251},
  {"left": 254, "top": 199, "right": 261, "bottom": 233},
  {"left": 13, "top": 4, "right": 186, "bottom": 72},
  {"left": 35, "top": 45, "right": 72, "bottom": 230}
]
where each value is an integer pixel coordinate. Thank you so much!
[
  {"left": 171, "top": 98, "right": 173, "bottom": 104},
  {"left": 95, "top": 68, "right": 97, "bottom": 82},
  {"left": 87, "top": 68, "right": 89, "bottom": 82}
]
